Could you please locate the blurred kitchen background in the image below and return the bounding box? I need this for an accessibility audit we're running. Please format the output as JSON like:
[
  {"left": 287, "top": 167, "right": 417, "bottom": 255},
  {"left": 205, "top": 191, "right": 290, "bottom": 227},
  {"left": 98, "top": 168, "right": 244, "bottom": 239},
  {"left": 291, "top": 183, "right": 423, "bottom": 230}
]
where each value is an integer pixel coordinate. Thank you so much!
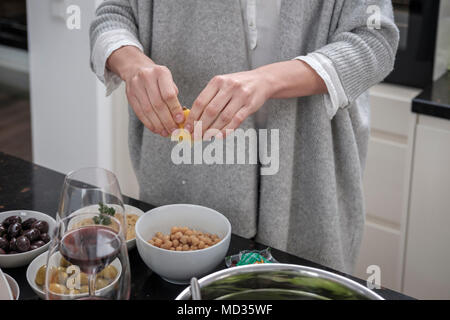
[{"left": 0, "top": 0, "right": 449, "bottom": 299}]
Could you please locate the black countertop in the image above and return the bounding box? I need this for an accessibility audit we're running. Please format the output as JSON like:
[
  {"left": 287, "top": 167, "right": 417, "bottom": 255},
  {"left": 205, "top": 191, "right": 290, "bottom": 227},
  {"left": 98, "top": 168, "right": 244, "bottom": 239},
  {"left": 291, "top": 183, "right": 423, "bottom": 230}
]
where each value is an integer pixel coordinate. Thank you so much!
[
  {"left": 412, "top": 72, "right": 450, "bottom": 120},
  {"left": 0, "top": 152, "right": 413, "bottom": 300}
]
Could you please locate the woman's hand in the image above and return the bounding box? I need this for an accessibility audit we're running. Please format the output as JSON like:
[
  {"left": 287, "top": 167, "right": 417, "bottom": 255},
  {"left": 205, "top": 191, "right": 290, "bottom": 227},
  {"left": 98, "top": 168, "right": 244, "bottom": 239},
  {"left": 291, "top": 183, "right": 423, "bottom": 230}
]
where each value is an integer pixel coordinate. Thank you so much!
[
  {"left": 107, "top": 46, "right": 184, "bottom": 137},
  {"left": 185, "top": 69, "right": 272, "bottom": 140},
  {"left": 185, "top": 60, "right": 327, "bottom": 139}
]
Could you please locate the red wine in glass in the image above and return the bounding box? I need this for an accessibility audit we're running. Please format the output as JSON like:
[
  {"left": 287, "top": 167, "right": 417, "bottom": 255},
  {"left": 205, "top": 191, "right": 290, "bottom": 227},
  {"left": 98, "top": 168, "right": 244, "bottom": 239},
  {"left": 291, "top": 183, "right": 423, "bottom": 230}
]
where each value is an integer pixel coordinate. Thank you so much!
[{"left": 60, "top": 225, "right": 122, "bottom": 274}]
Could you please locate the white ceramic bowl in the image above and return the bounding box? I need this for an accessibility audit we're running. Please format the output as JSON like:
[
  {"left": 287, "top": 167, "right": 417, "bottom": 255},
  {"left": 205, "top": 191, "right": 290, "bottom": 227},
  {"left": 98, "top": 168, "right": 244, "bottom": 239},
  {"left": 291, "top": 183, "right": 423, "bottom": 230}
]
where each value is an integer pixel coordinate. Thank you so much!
[
  {"left": 26, "top": 251, "right": 122, "bottom": 299},
  {"left": 69, "top": 204, "right": 144, "bottom": 250},
  {"left": 0, "top": 267, "right": 13, "bottom": 300},
  {"left": 123, "top": 205, "right": 144, "bottom": 250},
  {"left": 4, "top": 274, "right": 19, "bottom": 300},
  {"left": 0, "top": 210, "right": 56, "bottom": 268},
  {"left": 135, "top": 204, "right": 231, "bottom": 284}
]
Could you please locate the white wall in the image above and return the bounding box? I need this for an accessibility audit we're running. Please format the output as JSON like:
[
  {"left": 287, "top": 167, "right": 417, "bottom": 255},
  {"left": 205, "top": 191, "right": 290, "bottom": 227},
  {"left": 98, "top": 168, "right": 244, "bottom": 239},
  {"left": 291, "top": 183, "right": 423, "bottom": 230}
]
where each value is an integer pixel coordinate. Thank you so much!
[
  {"left": 111, "top": 83, "right": 140, "bottom": 199},
  {"left": 27, "top": 0, "right": 139, "bottom": 198},
  {"left": 27, "top": 0, "right": 112, "bottom": 173}
]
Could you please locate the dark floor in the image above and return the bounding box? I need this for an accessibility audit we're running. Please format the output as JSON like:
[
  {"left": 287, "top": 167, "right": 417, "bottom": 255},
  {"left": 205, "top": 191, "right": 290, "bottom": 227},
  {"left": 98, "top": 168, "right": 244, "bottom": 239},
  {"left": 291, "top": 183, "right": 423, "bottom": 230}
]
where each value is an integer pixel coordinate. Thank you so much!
[{"left": 0, "top": 84, "right": 32, "bottom": 161}]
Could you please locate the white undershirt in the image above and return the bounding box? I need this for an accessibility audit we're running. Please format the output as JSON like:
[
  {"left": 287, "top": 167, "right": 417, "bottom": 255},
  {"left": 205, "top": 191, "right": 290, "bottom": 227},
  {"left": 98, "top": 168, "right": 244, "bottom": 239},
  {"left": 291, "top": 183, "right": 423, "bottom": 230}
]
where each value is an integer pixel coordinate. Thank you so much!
[{"left": 92, "top": 1, "right": 348, "bottom": 121}]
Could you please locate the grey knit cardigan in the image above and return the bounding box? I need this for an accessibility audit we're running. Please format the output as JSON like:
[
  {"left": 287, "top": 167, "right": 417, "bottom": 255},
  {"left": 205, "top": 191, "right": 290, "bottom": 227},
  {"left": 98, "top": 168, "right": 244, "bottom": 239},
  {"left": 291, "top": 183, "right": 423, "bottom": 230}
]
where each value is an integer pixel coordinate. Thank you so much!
[{"left": 90, "top": 0, "right": 398, "bottom": 273}]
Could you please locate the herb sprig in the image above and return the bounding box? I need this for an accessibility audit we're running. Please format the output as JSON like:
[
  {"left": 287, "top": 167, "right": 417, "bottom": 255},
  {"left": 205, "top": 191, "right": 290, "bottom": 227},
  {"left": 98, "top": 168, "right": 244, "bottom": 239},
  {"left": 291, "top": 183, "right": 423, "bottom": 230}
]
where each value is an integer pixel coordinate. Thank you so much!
[{"left": 93, "top": 202, "right": 116, "bottom": 225}]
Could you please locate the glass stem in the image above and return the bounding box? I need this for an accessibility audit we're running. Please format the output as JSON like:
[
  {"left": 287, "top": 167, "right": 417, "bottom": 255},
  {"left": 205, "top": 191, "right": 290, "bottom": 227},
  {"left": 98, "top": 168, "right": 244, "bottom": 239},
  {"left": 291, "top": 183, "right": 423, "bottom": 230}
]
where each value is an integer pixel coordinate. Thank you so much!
[{"left": 89, "top": 273, "right": 96, "bottom": 297}]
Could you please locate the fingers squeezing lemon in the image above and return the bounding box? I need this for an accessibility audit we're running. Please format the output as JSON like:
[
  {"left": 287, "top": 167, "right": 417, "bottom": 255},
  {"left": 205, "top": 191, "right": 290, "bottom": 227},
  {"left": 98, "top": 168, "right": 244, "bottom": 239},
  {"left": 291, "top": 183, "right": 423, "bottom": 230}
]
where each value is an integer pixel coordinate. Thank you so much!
[{"left": 172, "top": 108, "right": 192, "bottom": 144}]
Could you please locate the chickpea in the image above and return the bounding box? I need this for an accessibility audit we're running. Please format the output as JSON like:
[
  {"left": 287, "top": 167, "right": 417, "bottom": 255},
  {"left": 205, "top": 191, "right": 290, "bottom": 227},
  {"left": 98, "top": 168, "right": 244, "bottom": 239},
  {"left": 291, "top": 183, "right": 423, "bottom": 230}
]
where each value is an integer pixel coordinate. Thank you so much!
[
  {"left": 174, "top": 232, "right": 183, "bottom": 239},
  {"left": 161, "top": 241, "right": 172, "bottom": 250},
  {"left": 180, "top": 235, "right": 188, "bottom": 244},
  {"left": 150, "top": 226, "right": 221, "bottom": 252},
  {"left": 191, "top": 236, "right": 199, "bottom": 246}
]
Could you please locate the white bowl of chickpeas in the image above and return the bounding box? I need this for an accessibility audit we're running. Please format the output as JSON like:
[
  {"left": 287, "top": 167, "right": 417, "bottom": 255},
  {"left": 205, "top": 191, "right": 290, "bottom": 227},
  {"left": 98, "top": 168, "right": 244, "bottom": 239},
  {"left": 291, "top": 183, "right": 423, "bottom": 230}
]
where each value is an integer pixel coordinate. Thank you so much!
[{"left": 135, "top": 204, "right": 231, "bottom": 284}]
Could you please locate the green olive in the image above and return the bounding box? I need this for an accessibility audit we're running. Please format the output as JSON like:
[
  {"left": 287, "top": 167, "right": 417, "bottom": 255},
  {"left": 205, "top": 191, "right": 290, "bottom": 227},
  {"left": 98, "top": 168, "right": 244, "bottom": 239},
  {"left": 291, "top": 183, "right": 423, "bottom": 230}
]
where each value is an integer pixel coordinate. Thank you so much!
[
  {"left": 35, "top": 265, "right": 47, "bottom": 286},
  {"left": 67, "top": 289, "right": 80, "bottom": 295},
  {"left": 49, "top": 283, "right": 67, "bottom": 295},
  {"left": 80, "top": 285, "right": 89, "bottom": 293},
  {"left": 95, "top": 277, "right": 109, "bottom": 290},
  {"left": 57, "top": 271, "right": 68, "bottom": 285},
  {"left": 80, "top": 272, "right": 89, "bottom": 286},
  {"left": 60, "top": 257, "right": 71, "bottom": 267},
  {"left": 99, "top": 265, "right": 118, "bottom": 280}
]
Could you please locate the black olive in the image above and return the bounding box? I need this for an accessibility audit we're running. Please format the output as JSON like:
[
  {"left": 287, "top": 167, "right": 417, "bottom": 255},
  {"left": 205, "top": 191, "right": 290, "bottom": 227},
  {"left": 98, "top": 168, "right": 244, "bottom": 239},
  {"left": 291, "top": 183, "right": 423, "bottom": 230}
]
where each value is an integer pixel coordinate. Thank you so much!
[
  {"left": 29, "top": 244, "right": 39, "bottom": 251},
  {"left": 31, "top": 220, "right": 49, "bottom": 234},
  {"left": 9, "top": 238, "right": 17, "bottom": 251},
  {"left": 22, "top": 218, "right": 37, "bottom": 230},
  {"left": 0, "top": 237, "right": 8, "bottom": 250},
  {"left": 0, "top": 248, "right": 5, "bottom": 255},
  {"left": 40, "top": 233, "right": 51, "bottom": 243},
  {"left": 23, "top": 228, "right": 41, "bottom": 242},
  {"left": 0, "top": 225, "right": 6, "bottom": 237},
  {"left": 8, "top": 251, "right": 18, "bottom": 254},
  {"left": 2, "top": 216, "right": 22, "bottom": 227},
  {"left": 16, "top": 235, "right": 30, "bottom": 252},
  {"left": 8, "top": 222, "right": 22, "bottom": 238},
  {"left": 32, "top": 240, "right": 45, "bottom": 248}
]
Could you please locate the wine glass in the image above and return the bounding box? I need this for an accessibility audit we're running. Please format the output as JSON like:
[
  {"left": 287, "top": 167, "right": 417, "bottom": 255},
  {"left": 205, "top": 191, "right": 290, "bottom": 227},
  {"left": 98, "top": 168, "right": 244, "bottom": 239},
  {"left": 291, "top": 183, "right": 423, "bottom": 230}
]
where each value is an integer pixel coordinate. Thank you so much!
[{"left": 45, "top": 168, "right": 131, "bottom": 300}]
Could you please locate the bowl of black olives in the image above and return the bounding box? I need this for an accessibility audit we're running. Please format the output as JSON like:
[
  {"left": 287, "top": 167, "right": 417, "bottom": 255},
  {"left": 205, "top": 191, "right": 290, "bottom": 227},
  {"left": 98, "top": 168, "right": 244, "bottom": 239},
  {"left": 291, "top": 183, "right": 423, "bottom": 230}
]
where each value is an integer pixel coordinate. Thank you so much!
[{"left": 0, "top": 210, "right": 56, "bottom": 268}]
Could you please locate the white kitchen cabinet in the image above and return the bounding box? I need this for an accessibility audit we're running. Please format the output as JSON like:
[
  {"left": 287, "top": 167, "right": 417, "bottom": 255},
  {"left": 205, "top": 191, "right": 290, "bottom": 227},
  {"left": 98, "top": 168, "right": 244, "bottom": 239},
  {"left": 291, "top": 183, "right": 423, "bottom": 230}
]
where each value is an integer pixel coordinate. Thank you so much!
[
  {"left": 354, "top": 83, "right": 420, "bottom": 291},
  {"left": 403, "top": 116, "right": 450, "bottom": 299},
  {"left": 354, "top": 222, "right": 402, "bottom": 291}
]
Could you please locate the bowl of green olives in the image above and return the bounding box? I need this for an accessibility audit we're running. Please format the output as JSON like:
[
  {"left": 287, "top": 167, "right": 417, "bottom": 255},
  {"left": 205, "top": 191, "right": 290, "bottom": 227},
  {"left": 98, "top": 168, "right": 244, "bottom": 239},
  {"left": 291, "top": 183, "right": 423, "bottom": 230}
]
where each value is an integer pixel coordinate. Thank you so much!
[
  {"left": 0, "top": 210, "right": 56, "bottom": 268},
  {"left": 26, "top": 251, "right": 122, "bottom": 299}
]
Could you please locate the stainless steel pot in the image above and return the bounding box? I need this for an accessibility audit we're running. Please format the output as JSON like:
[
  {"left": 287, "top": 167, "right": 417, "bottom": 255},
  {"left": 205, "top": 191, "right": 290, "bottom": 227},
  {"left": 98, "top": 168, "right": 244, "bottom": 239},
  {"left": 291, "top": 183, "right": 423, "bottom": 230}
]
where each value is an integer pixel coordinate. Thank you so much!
[{"left": 176, "top": 263, "right": 383, "bottom": 300}]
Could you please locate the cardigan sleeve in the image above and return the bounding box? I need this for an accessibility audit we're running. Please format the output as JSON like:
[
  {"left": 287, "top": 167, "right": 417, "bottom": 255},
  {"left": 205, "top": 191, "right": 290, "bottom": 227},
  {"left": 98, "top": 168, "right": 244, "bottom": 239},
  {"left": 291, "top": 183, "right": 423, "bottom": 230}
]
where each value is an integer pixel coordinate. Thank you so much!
[
  {"left": 314, "top": 0, "right": 399, "bottom": 105},
  {"left": 89, "top": 0, "right": 143, "bottom": 95}
]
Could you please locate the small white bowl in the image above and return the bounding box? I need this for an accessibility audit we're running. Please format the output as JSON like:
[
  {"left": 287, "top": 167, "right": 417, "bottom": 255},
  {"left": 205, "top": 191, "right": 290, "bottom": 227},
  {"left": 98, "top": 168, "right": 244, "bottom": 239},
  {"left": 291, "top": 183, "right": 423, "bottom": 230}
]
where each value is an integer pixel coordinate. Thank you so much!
[
  {"left": 0, "top": 267, "right": 13, "bottom": 300},
  {"left": 123, "top": 205, "right": 144, "bottom": 250},
  {"left": 4, "top": 274, "right": 19, "bottom": 300},
  {"left": 69, "top": 204, "right": 143, "bottom": 250},
  {"left": 0, "top": 210, "right": 56, "bottom": 268},
  {"left": 135, "top": 204, "right": 231, "bottom": 284},
  {"left": 26, "top": 251, "right": 122, "bottom": 300}
]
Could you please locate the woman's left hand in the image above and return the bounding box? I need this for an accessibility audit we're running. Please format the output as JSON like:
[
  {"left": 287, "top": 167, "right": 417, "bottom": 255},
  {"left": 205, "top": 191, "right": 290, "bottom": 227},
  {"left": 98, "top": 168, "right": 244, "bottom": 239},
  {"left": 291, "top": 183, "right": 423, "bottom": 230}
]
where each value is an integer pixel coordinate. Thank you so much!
[{"left": 184, "top": 69, "right": 272, "bottom": 140}]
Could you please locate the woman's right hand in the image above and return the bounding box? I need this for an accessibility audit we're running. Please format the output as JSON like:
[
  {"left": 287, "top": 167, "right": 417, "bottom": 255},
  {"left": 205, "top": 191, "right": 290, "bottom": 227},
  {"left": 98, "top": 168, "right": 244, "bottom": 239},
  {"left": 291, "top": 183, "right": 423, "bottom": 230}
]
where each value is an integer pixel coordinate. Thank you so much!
[{"left": 107, "top": 46, "right": 185, "bottom": 137}]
